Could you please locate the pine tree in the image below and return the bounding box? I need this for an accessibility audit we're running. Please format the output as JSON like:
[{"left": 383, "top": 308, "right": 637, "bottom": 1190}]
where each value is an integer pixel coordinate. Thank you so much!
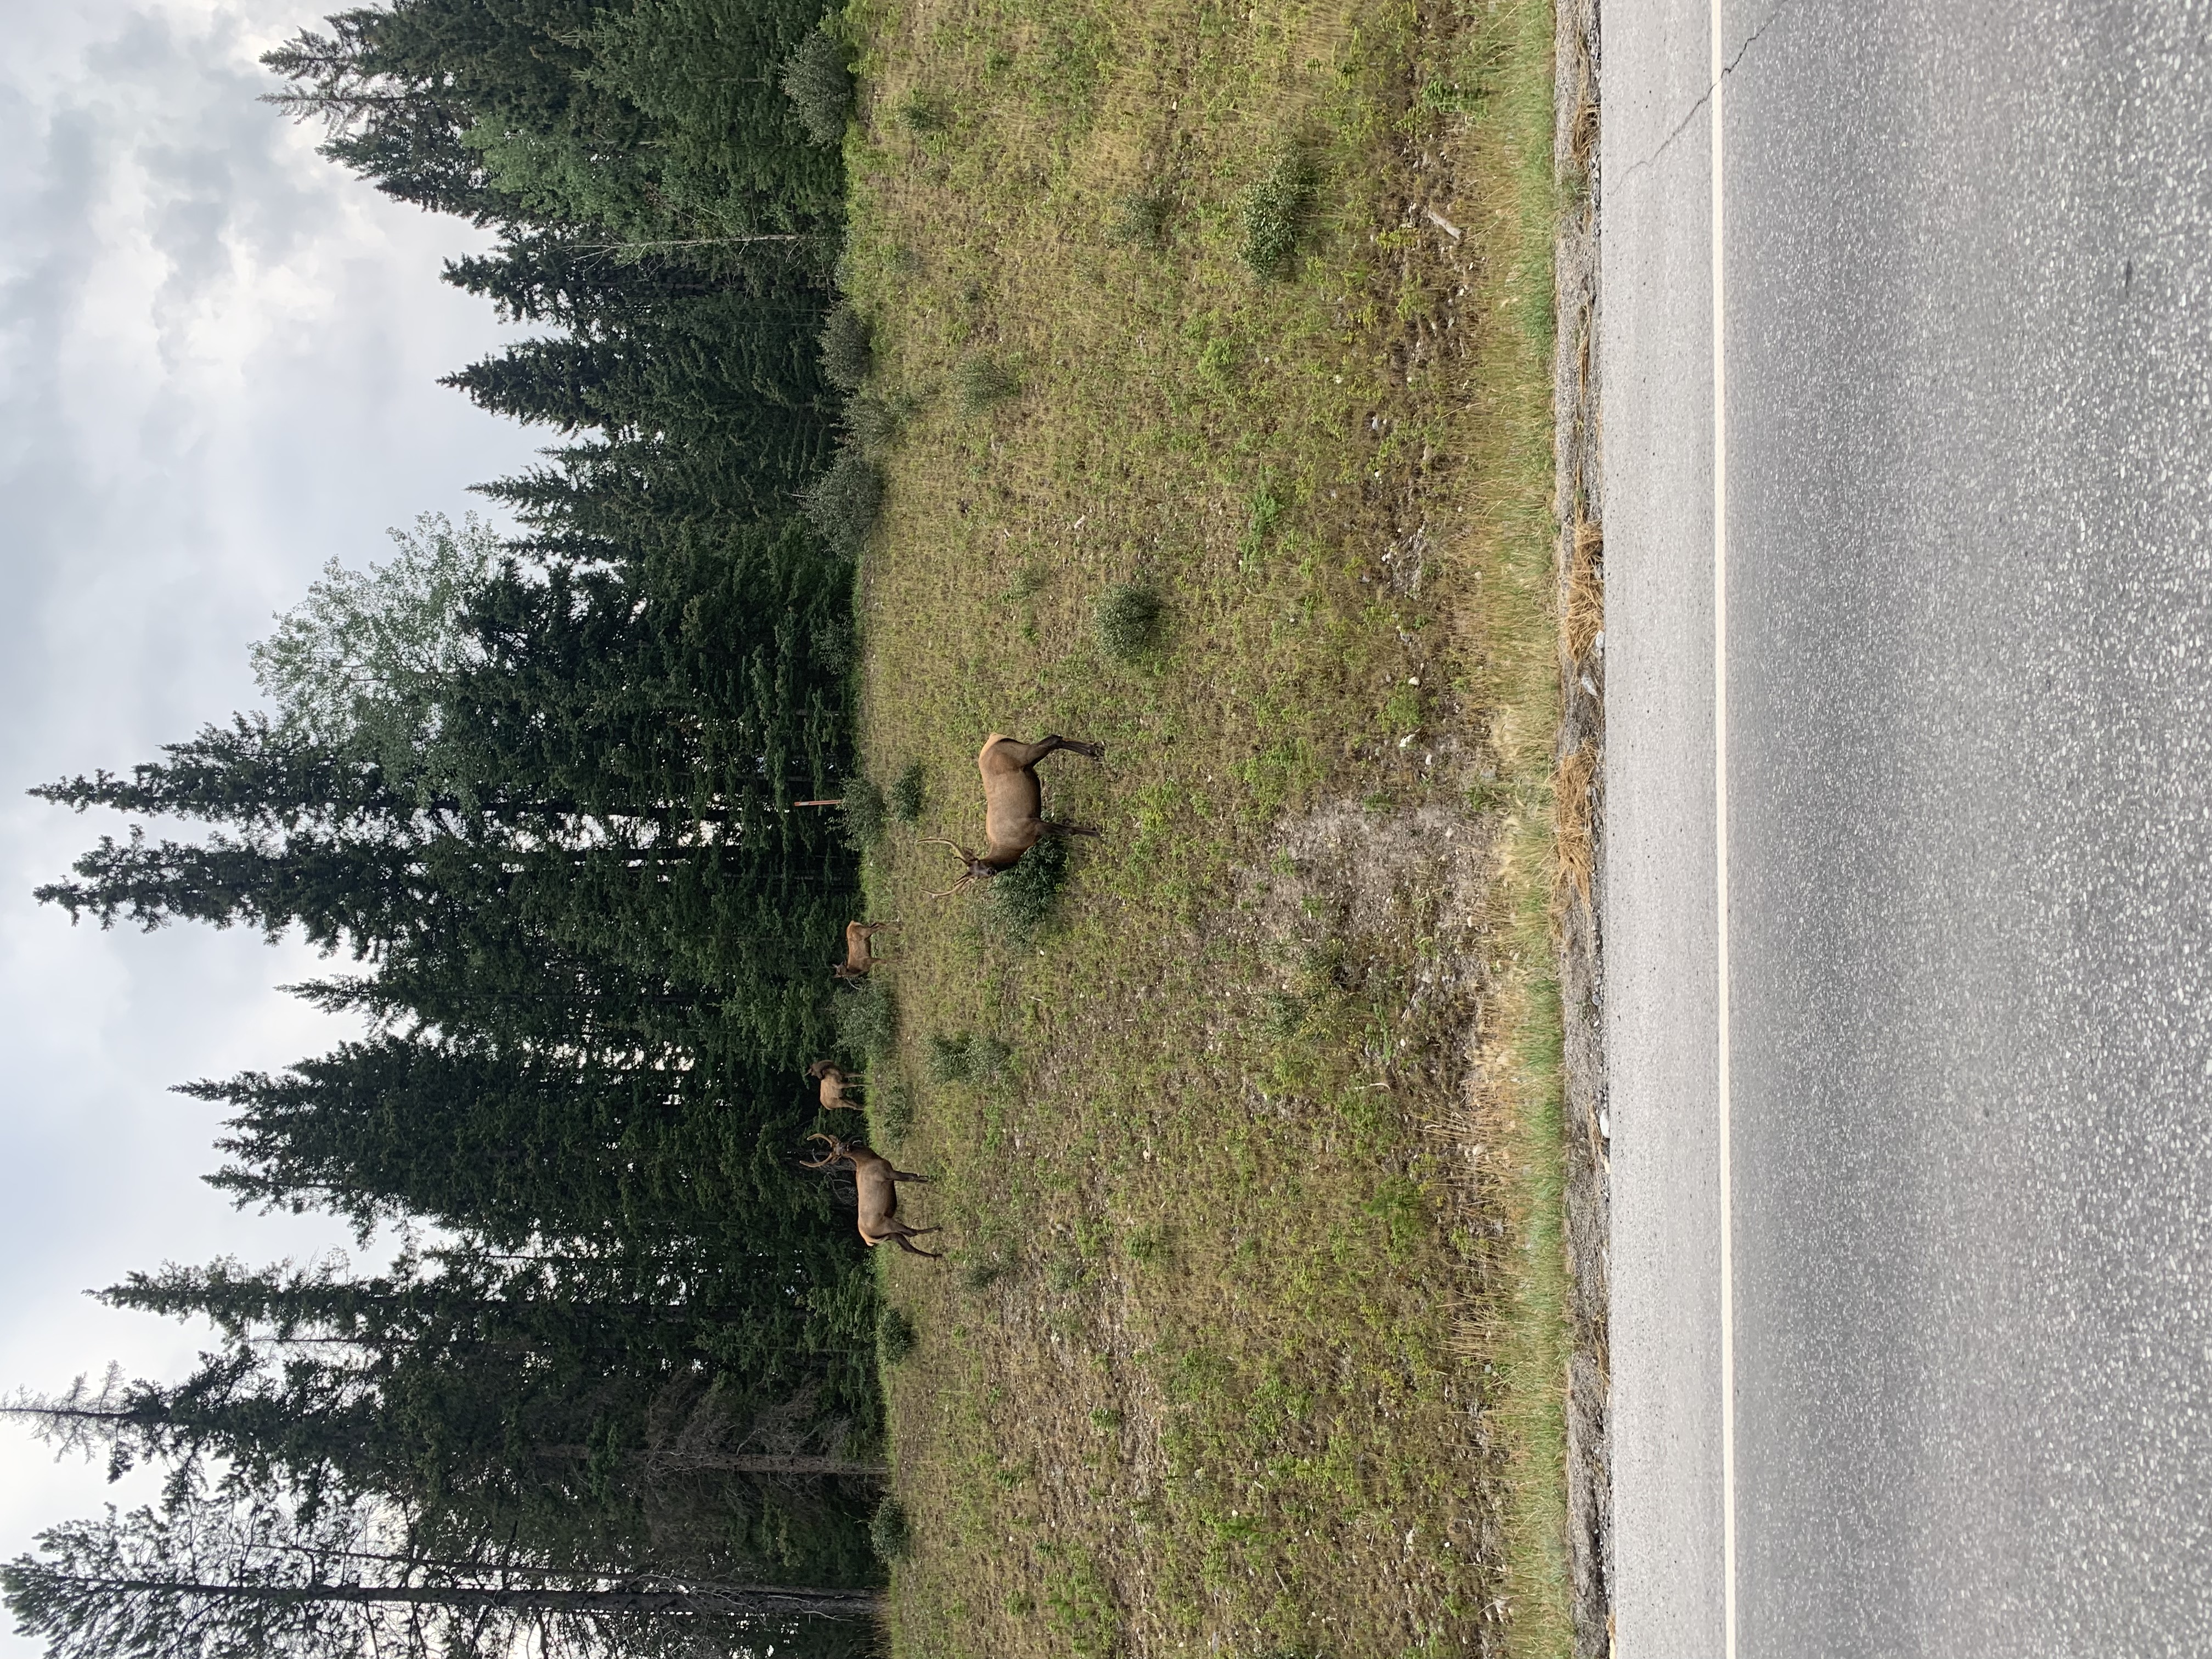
[{"left": 2, "top": 1477, "right": 878, "bottom": 1659}]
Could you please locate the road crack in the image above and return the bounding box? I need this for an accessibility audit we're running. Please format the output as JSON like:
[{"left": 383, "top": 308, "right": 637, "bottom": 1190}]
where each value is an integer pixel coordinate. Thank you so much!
[{"left": 1612, "top": 0, "right": 1799, "bottom": 185}]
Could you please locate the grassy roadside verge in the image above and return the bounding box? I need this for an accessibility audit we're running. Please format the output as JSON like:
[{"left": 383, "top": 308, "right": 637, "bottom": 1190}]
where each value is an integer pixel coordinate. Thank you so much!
[{"left": 830, "top": 0, "right": 1570, "bottom": 1651}]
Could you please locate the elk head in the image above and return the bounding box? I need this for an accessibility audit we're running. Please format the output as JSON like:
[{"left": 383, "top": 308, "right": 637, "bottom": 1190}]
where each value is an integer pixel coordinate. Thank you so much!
[{"left": 921, "top": 838, "right": 1003, "bottom": 896}]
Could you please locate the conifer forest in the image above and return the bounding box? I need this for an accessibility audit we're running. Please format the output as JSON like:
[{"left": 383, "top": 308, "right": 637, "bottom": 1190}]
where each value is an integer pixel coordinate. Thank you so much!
[{"left": 10, "top": 5, "right": 891, "bottom": 1657}]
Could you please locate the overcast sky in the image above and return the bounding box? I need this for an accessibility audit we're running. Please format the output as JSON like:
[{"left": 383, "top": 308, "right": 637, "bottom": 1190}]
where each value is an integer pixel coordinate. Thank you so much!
[{"left": 0, "top": 1, "right": 546, "bottom": 1630}]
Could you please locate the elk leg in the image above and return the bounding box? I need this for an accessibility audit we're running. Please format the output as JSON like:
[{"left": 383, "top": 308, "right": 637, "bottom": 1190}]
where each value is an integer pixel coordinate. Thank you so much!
[
  {"left": 890, "top": 1170, "right": 931, "bottom": 1183},
  {"left": 889, "top": 1234, "right": 944, "bottom": 1259},
  {"left": 1041, "top": 820, "right": 1101, "bottom": 837},
  {"left": 1037, "top": 736, "right": 1105, "bottom": 762},
  {"left": 988, "top": 735, "right": 1105, "bottom": 769}
]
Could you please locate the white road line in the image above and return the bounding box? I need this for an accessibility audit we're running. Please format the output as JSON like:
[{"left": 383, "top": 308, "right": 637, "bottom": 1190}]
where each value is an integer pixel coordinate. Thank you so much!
[{"left": 1711, "top": 0, "right": 1737, "bottom": 1654}]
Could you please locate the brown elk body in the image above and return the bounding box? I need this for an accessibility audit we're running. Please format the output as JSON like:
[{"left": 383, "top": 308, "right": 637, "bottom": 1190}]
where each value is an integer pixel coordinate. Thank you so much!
[
  {"left": 806, "top": 1060, "right": 863, "bottom": 1112},
  {"left": 801, "top": 1135, "right": 940, "bottom": 1256},
  {"left": 831, "top": 920, "right": 898, "bottom": 983},
  {"left": 925, "top": 733, "right": 1105, "bottom": 894}
]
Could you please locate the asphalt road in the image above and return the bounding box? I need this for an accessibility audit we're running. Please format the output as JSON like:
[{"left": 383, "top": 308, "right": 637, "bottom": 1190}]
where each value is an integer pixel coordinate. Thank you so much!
[{"left": 1603, "top": 3, "right": 2212, "bottom": 1654}]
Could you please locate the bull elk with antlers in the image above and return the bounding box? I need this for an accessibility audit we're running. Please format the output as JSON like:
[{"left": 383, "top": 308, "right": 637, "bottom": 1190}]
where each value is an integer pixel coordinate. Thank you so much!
[
  {"left": 806, "top": 1060, "right": 865, "bottom": 1112},
  {"left": 924, "top": 732, "right": 1105, "bottom": 895},
  {"left": 831, "top": 919, "right": 898, "bottom": 984},
  {"left": 802, "top": 1135, "right": 940, "bottom": 1257}
]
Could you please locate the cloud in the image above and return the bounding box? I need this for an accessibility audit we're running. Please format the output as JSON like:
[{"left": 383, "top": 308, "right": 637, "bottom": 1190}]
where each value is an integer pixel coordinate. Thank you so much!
[{"left": 0, "top": 3, "right": 547, "bottom": 1615}]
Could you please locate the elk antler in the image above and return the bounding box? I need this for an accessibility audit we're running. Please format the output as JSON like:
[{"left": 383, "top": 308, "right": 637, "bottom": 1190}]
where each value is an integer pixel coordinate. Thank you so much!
[
  {"left": 920, "top": 839, "right": 979, "bottom": 898},
  {"left": 800, "top": 1133, "right": 850, "bottom": 1170}
]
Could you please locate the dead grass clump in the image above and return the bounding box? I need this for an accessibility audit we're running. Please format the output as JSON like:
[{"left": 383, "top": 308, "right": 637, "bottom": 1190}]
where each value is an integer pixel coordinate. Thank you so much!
[
  {"left": 1552, "top": 741, "right": 1598, "bottom": 916},
  {"left": 1564, "top": 516, "right": 1604, "bottom": 662}
]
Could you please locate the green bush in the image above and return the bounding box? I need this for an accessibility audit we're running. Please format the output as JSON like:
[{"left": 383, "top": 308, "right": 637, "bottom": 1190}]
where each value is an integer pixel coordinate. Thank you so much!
[
  {"left": 779, "top": 27, "right": 854, "bottom": 146},
  {"left": 1239, "top": 151, "right": 1318, "bottom": 279},
  {"left": 967, "top": 1035, "right": 1012, "bottom": 1080},
  {"left": 833, "top": 978, "right": 896, "bottom": 1060},
  {"left": 988, "top": 834, "right": 1070, "bottom": 943},
  {"left": 897, "top": 89, "right": 951, "bottom": 133},
  {"left": 888, "top": 760, "right": 926, "bottom": 822},
  {"left": 961, "top": 1256, "right": 1008, "bottom": 1291},
  {"left": 1094, "top": 581, "right": 1163, "bottom": 661},
  {"left": 870, "top": 1496, "right": 912, "bottom": 1560},
  {"left": 925, "top": 1030, "right": 1011, "bottom": 1084},
  {"left": 819, "top": 304, "right": 873, "bottom": 391},
  {"left": 873, "top": 1078, "right": 915, "bottom": 1147},
  {"left": 844, "top": 390, "right": 912, "bottom": 455},
  {"left": 924, "top": 1033, "right": 972, "bottom": 1085},
  {"left": 836, "top": 776, "right": 886, "bottom": 849},
  {"left": 957, "top": 354, "right": 1022, "bottom": 412},
  {"left": 1112, "top": 187, "right": 1172, "bottom": 247},
  {"left": 877, "top": 1305, "right": 917, "bottom": 1365},
  {"left": 803, "top": 444, "right": 882, "bottom": 557}
]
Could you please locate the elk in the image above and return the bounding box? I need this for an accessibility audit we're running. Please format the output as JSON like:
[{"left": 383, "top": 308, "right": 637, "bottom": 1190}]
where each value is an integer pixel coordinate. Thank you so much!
[
  {"left": 831, "top": 919, "right": 898, "bottom": 983},
  {"left": 923, "top": 732, "right": 1105, "bottom": 895},
  {"left": 806, "top": 1060, "right": 864, "bottom": 1113},
  {"left": 801, "top": 1135, "right": 940, "bottom": 1256}
]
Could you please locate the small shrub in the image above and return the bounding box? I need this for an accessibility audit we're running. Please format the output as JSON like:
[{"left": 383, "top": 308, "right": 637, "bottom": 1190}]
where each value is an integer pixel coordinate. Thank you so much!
[
  {"left": 844, "top": 390, "right": 912, "bottom": 455},
  {"left": 877, "top": 1305, "right": 917, "bottom": 1365},
  {"left": 873, "top": 1078, "right": 915, "bottom": 1147},
  {"left": 819, "top": 304, "right": 873, "bottom": 390},
  {"left": 897, "top": 89, "right": 950, "bottom": 133},
  {"left": 925, "top": 1031, "right": 1012, "bottom": 1084},
  {"left": 833, "top": 979, "right": 896, "bottom": 1060},
  {"left": 869, "top": 1496, "right": 912, "bottom": 1560},
  {"left": 888, "top": 760, "right": 926, "bottom": 822},
  {"left": 1094, "top": 582, "right": 1163, "bottom": 661},
  {"left": 988, "top": 834, "right": 1070, "bottom": 943},
  {"left": 957, "top": 354, "right": 1021, "bottom": 412},
  {"left": 836, "top": 776, "right": 886, "bottom": 850},
  {"left": 1126, "top": 1224, "right": 1169, "bottom": 1266},
  {"left": 967, "top": 1035, "right": 1012, "bottom": 1081},
  {"left": 1112, "top": 187, "right": 1171, "bottom": 246},
  {"left": 780, "top": 27, "right": 854, "bottom": 146},
  {"left": 1262, "top": 991, "right": 1307, "bottom": 1040},
  {"left": 802, "top": 445, "right": 882, "bottom": 557},
  {"left": 1239, "top": 151, "right": 1318, "bottom": 279},
  {"left": 961, "top": 1256, "right": 1008, "bottom": 1290},
  {"left": 1045, "top": 1253, "right": 1087, "bottom": 1293},
  {"left": 924, "top": 1032, "right": 972, "bottom": 1085}
]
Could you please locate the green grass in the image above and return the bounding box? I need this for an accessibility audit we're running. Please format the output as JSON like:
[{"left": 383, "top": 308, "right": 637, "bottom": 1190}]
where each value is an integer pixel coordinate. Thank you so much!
[{"left": 841, "top": 0, "right": 1570, "bottom": 1650}]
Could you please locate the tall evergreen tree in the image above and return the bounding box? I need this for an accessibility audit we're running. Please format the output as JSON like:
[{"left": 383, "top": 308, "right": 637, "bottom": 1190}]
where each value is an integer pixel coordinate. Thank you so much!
[{"left": 2, "top": 1478, "right": 879, "bottom": 1659}]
